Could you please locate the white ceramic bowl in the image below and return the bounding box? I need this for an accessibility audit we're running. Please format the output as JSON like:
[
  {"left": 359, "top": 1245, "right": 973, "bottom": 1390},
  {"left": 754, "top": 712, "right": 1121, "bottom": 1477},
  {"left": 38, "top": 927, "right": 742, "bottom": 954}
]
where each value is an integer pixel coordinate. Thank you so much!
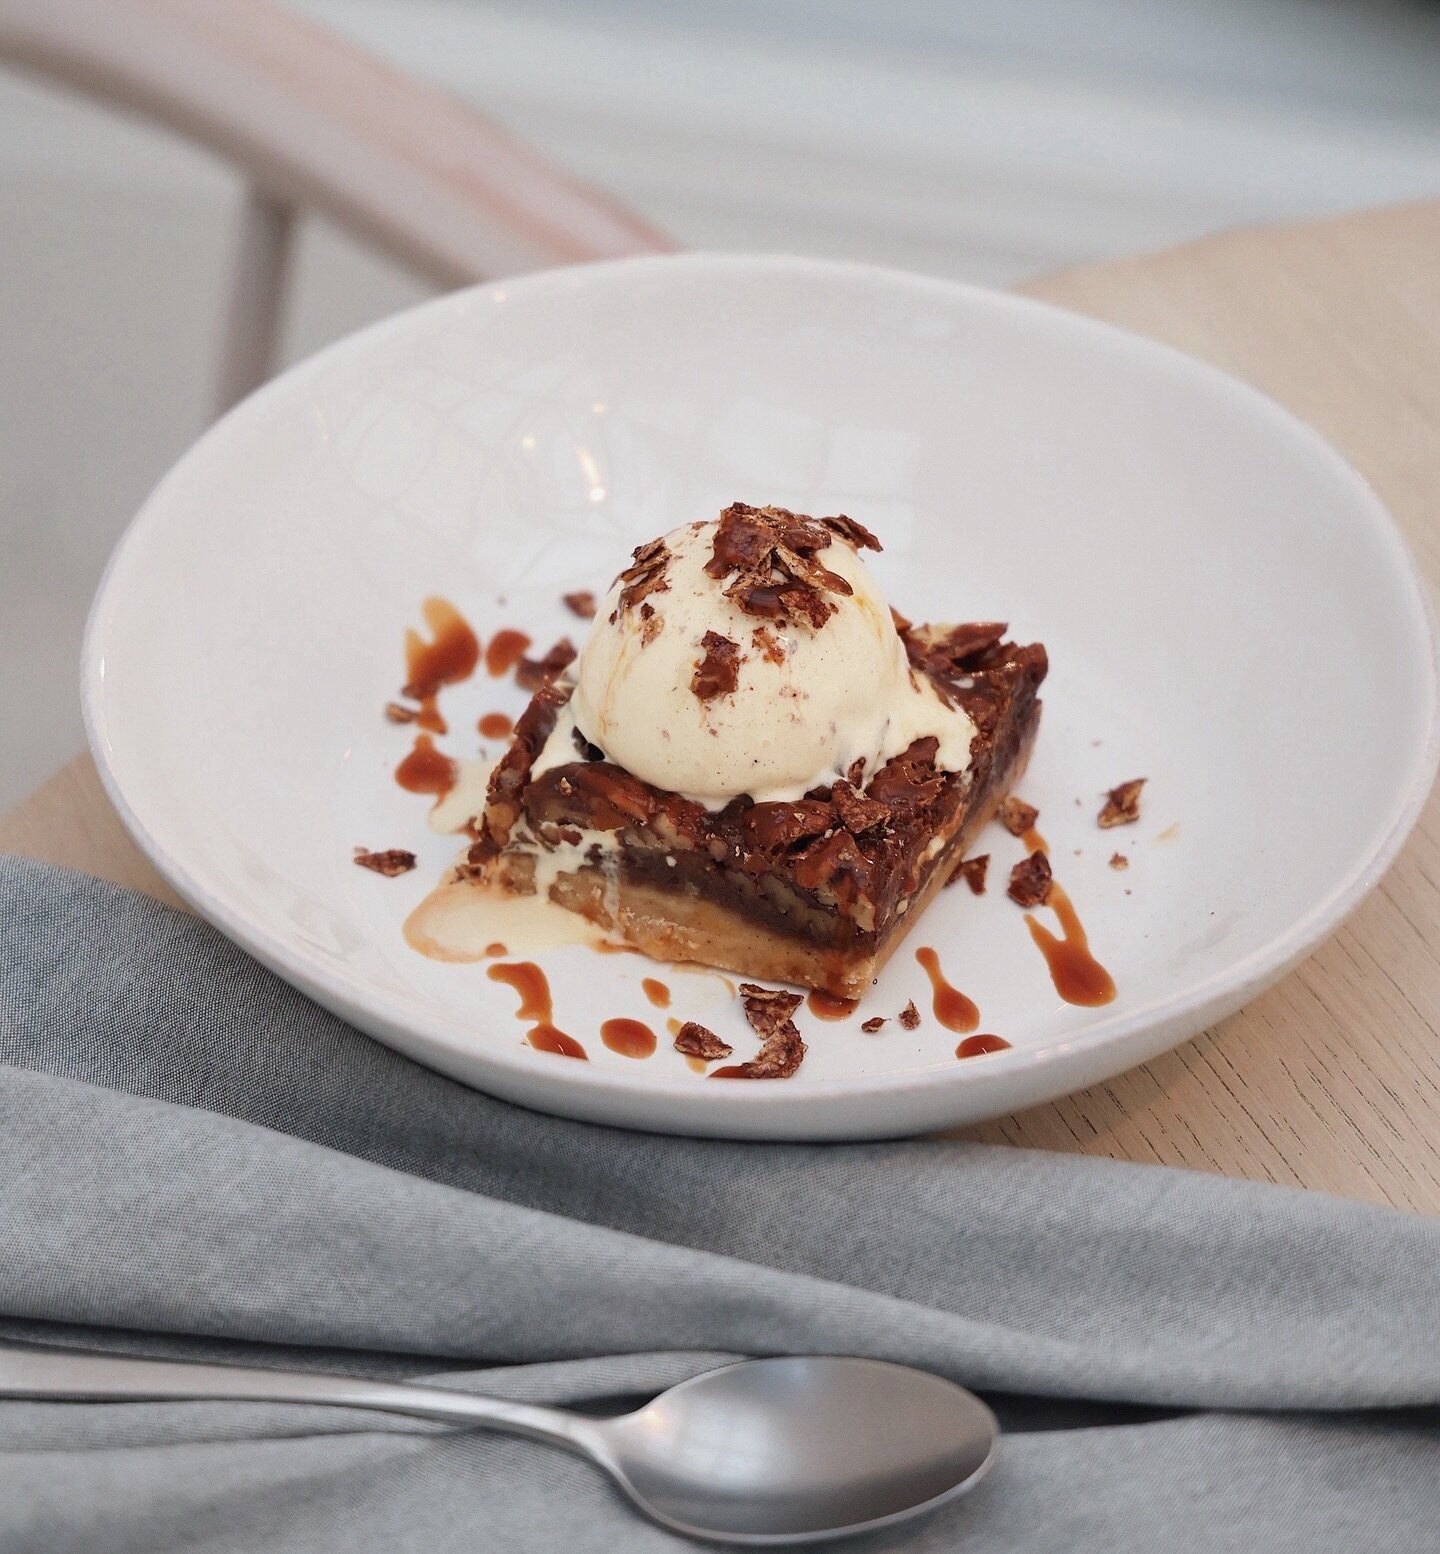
[{"left": 84, "top": 253, "right": 1439, "bottom": 1139}]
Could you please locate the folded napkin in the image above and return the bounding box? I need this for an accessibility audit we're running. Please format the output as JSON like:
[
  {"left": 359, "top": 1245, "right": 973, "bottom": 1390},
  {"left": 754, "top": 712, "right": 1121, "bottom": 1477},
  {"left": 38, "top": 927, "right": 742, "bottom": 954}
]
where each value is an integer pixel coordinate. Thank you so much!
[{"left": 0, "top": 854, "right": 1436, "bottom": 1553}]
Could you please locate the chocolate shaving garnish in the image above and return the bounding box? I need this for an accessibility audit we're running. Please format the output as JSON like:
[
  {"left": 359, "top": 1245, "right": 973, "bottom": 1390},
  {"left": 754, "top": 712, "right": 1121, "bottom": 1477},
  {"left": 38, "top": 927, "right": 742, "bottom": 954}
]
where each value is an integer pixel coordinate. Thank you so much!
[
  {"left": 1008, "top": 851, "right": 1053, "bottom": 908},
  {"left": 822, "top": 514, "right": 881, "bottom": 551},
  {"left": 704, "top": 503, "right": 854, "bottom": 629},
  {"left": 616, "top": 536, "right": 671, "bottom": 614},
  {"left": 898, "top": 1001, "right": 920, "bottom": 1030},
  {"left": 563, "top": 591, "right": 596, "bottom": 619},
  {"left": 353, "top": 847, "right": 417, "bottom": 877},
  {"left": 1000, "top": 796, "right": 1038, "bottom": 837},
  {"left": 1099, "top": 779, "right": 1146, "bottom": 829},
  {"left": 384, "top": 701, "right": 419, "bottom": 724},
  {"left": 1109, "top": 852, "right": 1129, "bottom": 870},
  {"left": 831, "top": 779, "right": 889, "bottom": 836},
  {"left": 725, "top": 982, "right": 808, "bottom": 1078},
  {"left": 691, "top": 630, "right": 742, "bottom": 700},
  {"left": 950, "top": 854, "right": 989, "bottom": 893},
  {"left": 751, "top": 626, "right": 786, "bottom": 664},
  {"left": 515, "top": 637, "right": 577, "bottom": 691},
  {"left": 673, "top": 1022, "right": 732, "bottom": 1060},
  {"left": 860, "top": 1016, "right": 887, "bottom": 1032}
]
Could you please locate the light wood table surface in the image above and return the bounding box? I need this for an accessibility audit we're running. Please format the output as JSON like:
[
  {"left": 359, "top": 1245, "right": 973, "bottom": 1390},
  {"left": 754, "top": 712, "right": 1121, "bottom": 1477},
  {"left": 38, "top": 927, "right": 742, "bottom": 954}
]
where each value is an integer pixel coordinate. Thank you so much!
[{"left": 5, "top": 202, "right": 1439, "bottom": 1211}]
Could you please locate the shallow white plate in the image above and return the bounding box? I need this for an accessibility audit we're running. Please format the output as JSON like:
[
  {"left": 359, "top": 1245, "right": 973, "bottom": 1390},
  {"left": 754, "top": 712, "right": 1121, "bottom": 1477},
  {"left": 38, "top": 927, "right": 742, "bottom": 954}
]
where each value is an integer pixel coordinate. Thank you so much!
[{"left": 84, "top": 254, "right": 1438, "bottom": 1139}]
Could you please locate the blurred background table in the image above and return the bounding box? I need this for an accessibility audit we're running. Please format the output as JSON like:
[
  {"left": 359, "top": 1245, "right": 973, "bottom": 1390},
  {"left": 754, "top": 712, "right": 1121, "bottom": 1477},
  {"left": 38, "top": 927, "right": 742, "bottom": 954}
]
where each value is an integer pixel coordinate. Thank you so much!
[{"left": 4, "top": 201, "right": 1438, "bottom": 1212}]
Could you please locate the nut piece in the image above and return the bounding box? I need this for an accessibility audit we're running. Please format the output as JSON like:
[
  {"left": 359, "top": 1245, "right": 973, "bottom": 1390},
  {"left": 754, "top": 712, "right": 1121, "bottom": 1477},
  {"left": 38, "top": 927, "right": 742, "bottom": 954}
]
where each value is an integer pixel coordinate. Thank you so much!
[
  {"left": 831, "top": 779, "right": 890, "bottom": 836},
  {"left": 999, "top": 795, "right": 1039, "bottom": 836},
  {"left": 898, "top": 1001, "right": 921, "bottom": 1030},
  {"left": 860, "top": 1016, "right": 887, "bottom": 1033},
  {"left": 353, "top": 847, "right": 417, "bottom": 877},
  {"left": 516, "top": 638, "right": 577, "bottom": 691},
  {"left": 562, "top": 590, "right": 596, "bottom": 619},
  {"left": 726, "top": 982, "right": 807, "bottom": 1078},
  {"left": 1109, "top": 852, "right": 1129, "bottom": 870},
  {"left": 821, "top": 513, "right": 882, "bottom": 552},
  {"left": 1008, "top": 850, "right": 1053, "bottom": 908},
  {"left": 949, "top": 854, "right": 989, "bottom": 894},
  {"left": 1099, "top": 778, "right": 1147, "bottom": 828},
  {"left": 691, "top": 630, "right": 742, "bottom": 700},
  {"left": 616, "top": 536, "right": 671, "bottom": 615},
  {"left": 673, "top": 1021, "right": 732, "bottom": 1060},
  {"left": 704, "top": 502, "right": 854, "bottom": 629}
]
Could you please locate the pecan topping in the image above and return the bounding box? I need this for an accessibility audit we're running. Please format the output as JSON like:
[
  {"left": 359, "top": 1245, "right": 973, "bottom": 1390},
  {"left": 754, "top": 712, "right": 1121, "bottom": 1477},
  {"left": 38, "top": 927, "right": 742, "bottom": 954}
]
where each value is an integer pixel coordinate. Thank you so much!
[
  {"left": 741, "top": 799, "right": 833, "bottom": 853},
  {"left": 860, "top": 1016, "right": 887, "bottom": 1032},
  {"left": 352, "top": 847, "right": 417, "bottom": 877},
  {"left": 728, "top": 983, "right": 807, "bottom": 1078},
  {"left": 562, "top": 590, "right": 596, "bottom": 619},
  {"left": 831, "top": 779, "right": 889, "bottom": 836},
  {"left": 673, "top": 1022, "right": 732, "bottom": 1060},
  {"left": 898, "top": 1001, "right": 920, "bottom": 1030},
  {"left": 691, "top": 630, "right": 742, "bottom": 700},
  {"left": 1109, "top": 852, "right": 1130, "bottom": 870},
  {"left": 704, "top": 502, "right": 853, "bottom": 628},
  {"left": 1099, "top": 779, "right": 1146, "bottom": 829},
  {"left": 616, "top": 536, "right": 671, "bottom": 614},
  {"left": 541, "top": 762, "right": 656, "bottom": 831},
  {"left": 474, "top": 681, "right": 568, "bottom": 857},
  {"left": 515, "top": 637, "right": 577, "bottom": 691},
  {"left": 1008, "top": 850, "right": 1053, "bottom": 908},
  {"left": 950, "top": 853, "right": 989, "bottom": 893},
  {"left": 821, "top": 514, "right": 882, "bottom": 551},
  {"left": 999, "top": 796, "right": 1039, "bottom": 836},
  {"left": 867, "top": 737, "right": 943, "bottom": 812}
]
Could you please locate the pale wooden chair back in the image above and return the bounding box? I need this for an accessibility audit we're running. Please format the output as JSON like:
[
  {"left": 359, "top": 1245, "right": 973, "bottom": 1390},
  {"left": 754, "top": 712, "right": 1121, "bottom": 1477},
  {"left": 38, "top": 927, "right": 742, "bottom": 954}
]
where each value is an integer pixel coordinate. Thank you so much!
[{"left": 0, "top": 0, "right": 671, "bottom": 411}]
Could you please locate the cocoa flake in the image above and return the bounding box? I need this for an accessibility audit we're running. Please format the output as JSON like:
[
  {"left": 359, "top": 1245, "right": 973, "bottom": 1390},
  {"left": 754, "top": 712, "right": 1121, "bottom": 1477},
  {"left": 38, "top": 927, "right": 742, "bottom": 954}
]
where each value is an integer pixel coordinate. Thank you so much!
[
  {"left": 691, "top": 630, "right": 742, "bottom": 700},
  {"left": 1099, "top": 778, "right": 1147, "bottom": 829},
  {"left": 673, "top": 1021, "right": 732, "bottom": 1060},
  {"left": 727, "top": 982, "right": 808, "bottom": 1078},
  {"left": 616, "top": 536, "right": 671, "bottom": 614},
  {"left": 739, "top": 982, "right": 803, "bottom": 1037},
  {"left": 999, "top": 796, "right": 1039, "bottom": 836},
  {"left": 1008, "top": 850, "right": 1053, "bottom": 908},
  {"left": 562, "top": 590, "right": 596, "bottom": 619},
  {"left": 353, "top": 847, "right": 417, "bottom": 877}
]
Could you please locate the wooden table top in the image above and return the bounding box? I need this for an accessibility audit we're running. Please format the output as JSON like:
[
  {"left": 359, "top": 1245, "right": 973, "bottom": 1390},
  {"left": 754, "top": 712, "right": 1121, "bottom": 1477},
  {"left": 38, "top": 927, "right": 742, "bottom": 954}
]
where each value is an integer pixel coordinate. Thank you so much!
[{"left": 5, "top": 202, "right": 1439, "bottom": 1212}]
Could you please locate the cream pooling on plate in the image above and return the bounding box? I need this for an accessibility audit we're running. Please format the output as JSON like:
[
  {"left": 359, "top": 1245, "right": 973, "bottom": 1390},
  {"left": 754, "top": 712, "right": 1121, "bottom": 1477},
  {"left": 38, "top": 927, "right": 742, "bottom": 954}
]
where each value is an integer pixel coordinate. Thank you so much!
[{"left": 553, "top": 514, "right": 976, "bottom": 809}]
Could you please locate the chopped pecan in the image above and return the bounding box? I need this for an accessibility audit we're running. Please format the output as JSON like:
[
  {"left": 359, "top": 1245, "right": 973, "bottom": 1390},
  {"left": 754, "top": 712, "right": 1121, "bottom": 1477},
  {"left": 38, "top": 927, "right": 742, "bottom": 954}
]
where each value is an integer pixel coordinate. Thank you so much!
[
  {"left": 999, "top": 796, "right": 1039, "bottom": 836},
  {"left": 538, "top": 762, "right": 656, "bottom": 831},
  {"left": 741, "top": 799, "right": 833, "bottom": 853},
  {"left": 562, "top": 590, "right": 596, "bottom": 619},
  {"left": 515, "top": 637, "right": 577, "bottom": 691},
  {"left": 673, "top": 1022, "right": 732, "bottom": 1060},
  {"left": 867, "top": 738, "right": 944, "bottom": 812},
  {"left": 831, "top": 779, "right": 890, "bottom": 835},
  {"left": 822, "top": 513, "right": 881, "bottom": 551},
  {"left": 1099, "top": 778, "right": 1147, "bottom": 829},
  {"left": 950, "top": 853, "right": 989, "bottom": 893},
  {"left": 898, "top": 1001, "right": 920, "bottom": 1030},
  {"left": 1008, "top": 850, "right": 1053, "bottom": 908},
  {"left": 352, "top": 847, "right": 417, "bottom": 877},
  {"left": 616, "top": 536, "right": 671, "bottom": 614},
  {"left": 790, "top": 829, "right": 869, "bottom": 907},
  {"left": 1109, "top": 852, "right": 1130, "bottom": 870},
  {"left": 739, "top": 983, "right": 804, "bottom": 1037},
  {"left": 691, "top": 630, "right": 742, "bottom": 700},
  {"left": 860, "top": 1016, "right": 887, "bottom": 1032}
]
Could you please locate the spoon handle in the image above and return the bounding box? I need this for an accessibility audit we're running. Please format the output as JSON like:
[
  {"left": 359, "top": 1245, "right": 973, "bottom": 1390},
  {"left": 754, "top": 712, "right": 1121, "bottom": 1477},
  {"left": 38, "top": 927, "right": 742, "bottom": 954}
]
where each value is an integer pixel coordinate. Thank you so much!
[{"left": 0, "top": 1344, "right": 587, "bottom": 1449}]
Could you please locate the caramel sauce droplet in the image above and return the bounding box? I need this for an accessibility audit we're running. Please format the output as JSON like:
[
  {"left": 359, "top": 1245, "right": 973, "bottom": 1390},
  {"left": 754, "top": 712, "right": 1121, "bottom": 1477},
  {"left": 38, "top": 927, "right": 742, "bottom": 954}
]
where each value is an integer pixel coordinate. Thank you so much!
[
  {"left": 806, "top": 990, "right": 859, "bottom": 1020},
  {"left": 485, "top": 628, "right": 532, "bottom": 677},
  {"left": 914, "top": 947, "right": 979, "bottom": 1034},
  {"left": 487, "top": 961, "right": 587, "bottom": 1058},
  {"left": 957, "top": 1034, "right": 1012, "bottom": 1058},
  {"left": 395, "top": 733, "right": 457, "bottom": 797},
  {"left": 403, "top": 598, "right": 480, "bottom": 734},
  {"left": 641, "top": 978, "right": 671, "bottom": 1009},
  {"left": 478, "top": 711, "right": 513, "bottom": 739},
  {"left": 484, "top": 942, "right": 507, "bottom": 957},
  {"left": 600, "top": 1018, "right": 657, "bottom": 1059},
  {"left": 1025, "top": 881, "right": 1116, "bottom": 1006}
]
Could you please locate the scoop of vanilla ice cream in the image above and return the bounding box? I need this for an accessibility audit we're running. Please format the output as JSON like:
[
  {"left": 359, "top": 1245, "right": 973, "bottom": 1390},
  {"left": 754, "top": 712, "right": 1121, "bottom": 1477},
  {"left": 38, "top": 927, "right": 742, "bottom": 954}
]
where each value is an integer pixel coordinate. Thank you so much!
[{"left": 565, "top": 518, "right": 976, "bottom": 809}]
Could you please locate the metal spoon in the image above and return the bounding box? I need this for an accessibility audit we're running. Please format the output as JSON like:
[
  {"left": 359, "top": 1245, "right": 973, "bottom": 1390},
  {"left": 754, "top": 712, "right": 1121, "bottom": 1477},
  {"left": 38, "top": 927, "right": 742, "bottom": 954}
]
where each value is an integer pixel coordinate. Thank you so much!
[{"left": 0, "top": 1346, "right": 997, "bottom": 1543}]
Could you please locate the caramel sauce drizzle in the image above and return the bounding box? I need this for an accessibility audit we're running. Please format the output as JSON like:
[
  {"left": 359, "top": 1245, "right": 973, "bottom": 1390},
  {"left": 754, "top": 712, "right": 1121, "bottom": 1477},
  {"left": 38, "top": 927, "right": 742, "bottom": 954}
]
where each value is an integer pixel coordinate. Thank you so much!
[
  {"left": 600, "top": 1018, "right": 657, "bottom": 1059},
  {"left": 806, "top": 990, "right": 859, "bottom": 1020},
  {"left": 487, "top": 961, "right": 587, "bottom": 1058},
  {"left": 1025, "top": 882, "right": 1116, "bottom": 1006},
  {"left": 914, "top": 947, "right": 980, "bottom": 1034},
  {"left": 957, "top": 1034, "right": 1012, "bottom": 1058},
  {"left": 1021, "top": 826, "right": 1048, "bottom": 855},
  {"left": 641, "top": 978, "right": 671, "bottom": 1009},
  {"left": 395, "top": 733, "right": 457, "bottom": 798},
  {"left": 485, "top": 628, "right": 532, "bottom": 677},
  {"left": 403, "top": 597, "right": 480, "bottom": 734},
  {"left": 478, "top": 711, "right": 514, "bottom": 739}
]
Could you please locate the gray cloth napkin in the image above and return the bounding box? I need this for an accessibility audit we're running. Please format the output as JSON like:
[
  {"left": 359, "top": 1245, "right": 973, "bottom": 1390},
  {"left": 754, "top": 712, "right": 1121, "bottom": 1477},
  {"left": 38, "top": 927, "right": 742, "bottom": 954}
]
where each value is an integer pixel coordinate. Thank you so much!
[{"left": 0, "top": 854, "right": 1436, "bottom": 1554}]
